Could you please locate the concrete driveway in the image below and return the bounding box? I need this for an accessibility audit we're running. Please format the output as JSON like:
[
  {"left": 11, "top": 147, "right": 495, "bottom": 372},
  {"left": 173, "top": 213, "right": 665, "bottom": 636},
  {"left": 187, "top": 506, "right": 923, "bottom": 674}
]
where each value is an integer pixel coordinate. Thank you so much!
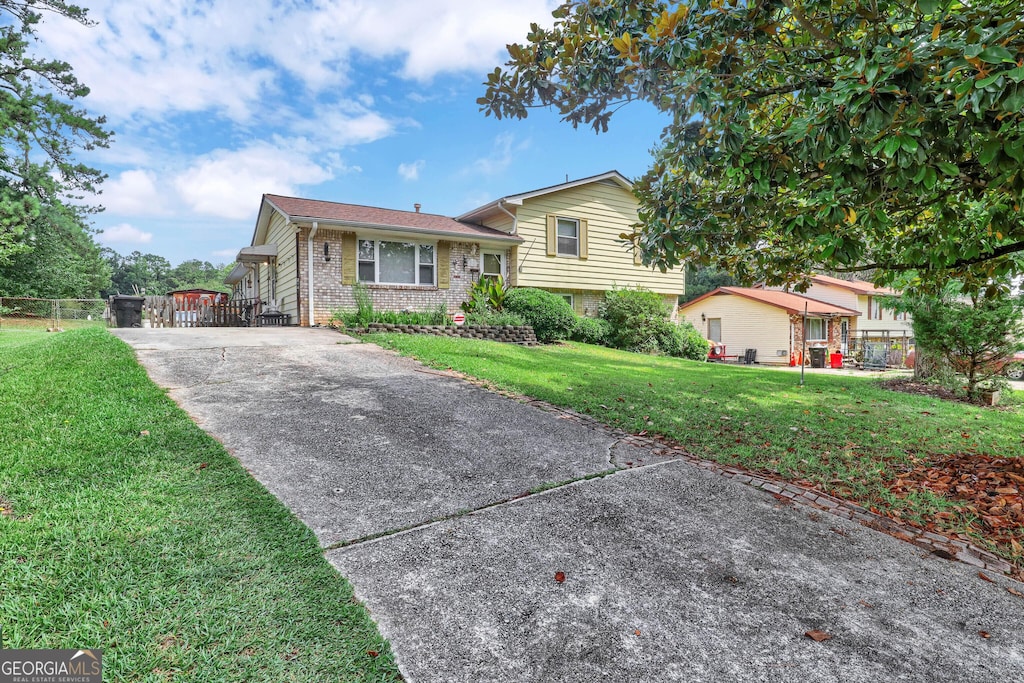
[{"left": 113, "top": 328, "right": 1024, "bottom": 683}]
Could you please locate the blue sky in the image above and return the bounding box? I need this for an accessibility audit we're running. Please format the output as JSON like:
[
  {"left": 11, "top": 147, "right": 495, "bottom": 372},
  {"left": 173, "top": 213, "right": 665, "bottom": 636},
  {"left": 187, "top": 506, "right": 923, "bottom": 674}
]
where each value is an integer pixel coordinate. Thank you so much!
[{"left": 39, "top": 0, "right": 669, "bottom": 267}]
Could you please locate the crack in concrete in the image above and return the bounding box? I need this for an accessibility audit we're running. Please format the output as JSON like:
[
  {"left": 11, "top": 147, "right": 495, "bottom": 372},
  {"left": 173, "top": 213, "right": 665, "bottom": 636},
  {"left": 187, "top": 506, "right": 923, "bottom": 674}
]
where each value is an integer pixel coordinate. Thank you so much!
[{"left": 325, "top": 460, "right": 678, "bottom": 553}]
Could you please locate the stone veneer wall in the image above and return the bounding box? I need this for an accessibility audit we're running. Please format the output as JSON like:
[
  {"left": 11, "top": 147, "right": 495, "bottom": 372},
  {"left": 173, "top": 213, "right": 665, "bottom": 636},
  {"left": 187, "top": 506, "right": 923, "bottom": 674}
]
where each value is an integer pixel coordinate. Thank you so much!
[
  {"left": 789, "top": 315, "right": 844, "bottom": 359},
  {"left": 298, "top": 227, "right": 503, "bottom": 326},
  {"left": 365, "top": 322, "right": 538, "bottom": 345}
]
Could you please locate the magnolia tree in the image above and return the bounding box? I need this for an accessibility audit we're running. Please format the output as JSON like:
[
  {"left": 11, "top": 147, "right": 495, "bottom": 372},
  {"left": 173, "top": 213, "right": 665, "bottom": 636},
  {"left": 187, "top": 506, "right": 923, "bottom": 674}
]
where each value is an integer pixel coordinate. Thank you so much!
[{"left": 480, "top": 0, "right": 1024, "bottom": 292}]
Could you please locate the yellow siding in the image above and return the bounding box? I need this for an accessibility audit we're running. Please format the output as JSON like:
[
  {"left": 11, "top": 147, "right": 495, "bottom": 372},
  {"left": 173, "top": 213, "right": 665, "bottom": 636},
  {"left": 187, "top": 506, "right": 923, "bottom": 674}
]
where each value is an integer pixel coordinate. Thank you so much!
[
  {"left": 788, "top": 283, "right": 859, "bottom": 311},
  {"left": 680, "top": 294, "right": 793, "bottom": 365},
  {"left": 265, "top": 212, "right": 299, "bottom": 320},
  {"left": 855, "top": 296, "right": 914, "bottom": 335},
  {"left": 514, "top": 182, "right": 685, "bottom": 295}
]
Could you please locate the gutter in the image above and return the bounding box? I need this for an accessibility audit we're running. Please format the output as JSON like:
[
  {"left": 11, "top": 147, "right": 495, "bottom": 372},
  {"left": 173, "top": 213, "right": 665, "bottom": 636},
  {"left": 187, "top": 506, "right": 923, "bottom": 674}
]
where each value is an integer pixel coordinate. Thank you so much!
[
  {"left": 308, "top": 221, "right": 318, "bottom": 326},
  {"left": 496, "top": 199, "right": 517, "bottom": 235}
]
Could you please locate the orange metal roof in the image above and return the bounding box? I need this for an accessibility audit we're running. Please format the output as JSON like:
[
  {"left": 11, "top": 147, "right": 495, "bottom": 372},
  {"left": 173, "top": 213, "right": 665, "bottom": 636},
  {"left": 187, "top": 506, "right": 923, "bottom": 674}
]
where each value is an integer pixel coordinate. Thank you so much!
[
  {"left": 680, "top": 287, "right": 861, "bottom": 316},
  {"left": 809, "top": 274, "right": 896, "bottom": 296}
]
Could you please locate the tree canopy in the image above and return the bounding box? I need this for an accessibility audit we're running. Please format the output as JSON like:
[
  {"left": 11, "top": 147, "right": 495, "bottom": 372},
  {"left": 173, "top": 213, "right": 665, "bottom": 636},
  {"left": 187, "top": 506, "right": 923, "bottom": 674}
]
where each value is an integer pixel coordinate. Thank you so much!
[
  {"left": 480, "top": 0, "right": 1024, "bottom": 292},
  {"left": 0, "top": 0, "right": 110, "bottom": 265}
]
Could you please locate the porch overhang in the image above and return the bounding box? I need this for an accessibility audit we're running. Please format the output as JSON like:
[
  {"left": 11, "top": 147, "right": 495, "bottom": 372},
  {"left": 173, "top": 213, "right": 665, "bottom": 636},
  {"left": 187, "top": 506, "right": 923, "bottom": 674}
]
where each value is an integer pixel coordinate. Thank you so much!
[{"left": 236, "top": 244, "right": 278, "bottom": 263}]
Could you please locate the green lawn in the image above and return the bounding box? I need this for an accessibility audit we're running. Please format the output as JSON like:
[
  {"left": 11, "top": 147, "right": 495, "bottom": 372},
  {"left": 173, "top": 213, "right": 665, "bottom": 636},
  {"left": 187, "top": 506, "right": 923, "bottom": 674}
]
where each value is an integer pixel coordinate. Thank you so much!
[
  {"left": 0, "top": 329, "right": 400, "bottom": 682},
  {"left": 368, "top": 333, "right": 1024, "bottom": 569}
]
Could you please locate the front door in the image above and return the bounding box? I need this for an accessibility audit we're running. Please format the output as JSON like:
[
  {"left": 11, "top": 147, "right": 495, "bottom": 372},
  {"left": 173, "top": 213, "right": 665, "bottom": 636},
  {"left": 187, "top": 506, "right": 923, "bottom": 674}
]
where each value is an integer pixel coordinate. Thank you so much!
[{"left": 840, "top": 319, "right": 849, "bottom": 355}]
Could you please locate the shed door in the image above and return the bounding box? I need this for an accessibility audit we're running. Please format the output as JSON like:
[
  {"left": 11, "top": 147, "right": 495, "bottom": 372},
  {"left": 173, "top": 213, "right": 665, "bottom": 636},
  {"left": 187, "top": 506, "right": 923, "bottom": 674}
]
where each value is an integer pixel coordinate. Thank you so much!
[{"left": 708, "top": 318, "right": 722, "bottom": 342}]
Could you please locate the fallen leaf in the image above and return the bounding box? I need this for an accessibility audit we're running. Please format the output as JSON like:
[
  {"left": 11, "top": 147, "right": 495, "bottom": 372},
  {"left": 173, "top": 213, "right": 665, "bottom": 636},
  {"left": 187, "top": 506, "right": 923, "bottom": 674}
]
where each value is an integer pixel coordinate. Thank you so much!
[
  {"left": 140, "top": 430, "right": 150, "bottom": 436},
  {"left": 634, "top": 629, "right": 641, "bottom": 636},
  {"left": 978, "top": 572, "right": 995, "bottom": 583},
  {"left": 198, "top": 463, "right": 209, "bottom": 470},
  {"left": 805, "top": 630, "right": 832, "bottom": 642},
  {"left": 554, "top": 571, "right": 566, "bottom": 583},
  {"left": 978, "top": 631, "right": 991, "bottom": 639},
  {"left": 857, "top": 600, "right": 873, "bottom": 608},
  {"left": 366, "top": 650, "right": 379, "bottom": 658},
  {"left": 1007, "top": 587, "right": 1024, "bottom": 598}
]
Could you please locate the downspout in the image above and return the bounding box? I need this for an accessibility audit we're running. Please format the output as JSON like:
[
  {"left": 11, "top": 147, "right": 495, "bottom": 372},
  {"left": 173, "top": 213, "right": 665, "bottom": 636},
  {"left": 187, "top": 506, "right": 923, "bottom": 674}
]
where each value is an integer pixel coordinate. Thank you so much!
[
  {"left": 497, "top": 199, "right": 517, "bottom": 235},
  {"left": 307, "top": 221, "right": 318, "bottom": 326},
  {"left": 496, "top": 199, "right": 520, "bottom": 275}
]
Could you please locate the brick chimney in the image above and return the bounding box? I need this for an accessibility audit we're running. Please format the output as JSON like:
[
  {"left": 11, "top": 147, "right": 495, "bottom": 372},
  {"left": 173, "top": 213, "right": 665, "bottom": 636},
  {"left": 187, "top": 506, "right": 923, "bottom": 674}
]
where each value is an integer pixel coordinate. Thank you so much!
[{"left": 414, "top": 203, "right": 421, "bottom": 213}]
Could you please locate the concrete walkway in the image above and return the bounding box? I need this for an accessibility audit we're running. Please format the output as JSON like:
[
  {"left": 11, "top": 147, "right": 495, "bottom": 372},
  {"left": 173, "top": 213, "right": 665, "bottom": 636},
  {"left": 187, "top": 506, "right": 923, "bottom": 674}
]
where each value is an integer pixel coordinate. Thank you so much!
[{"left": 113, "top": 328, "right": 1024, "bottom": 683}]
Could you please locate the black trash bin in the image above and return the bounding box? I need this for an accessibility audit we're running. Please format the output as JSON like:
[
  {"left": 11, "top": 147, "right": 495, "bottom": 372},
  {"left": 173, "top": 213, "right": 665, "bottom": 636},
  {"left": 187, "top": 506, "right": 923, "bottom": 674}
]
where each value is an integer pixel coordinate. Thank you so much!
[
  {"left": 112, "top": 295, "right": 145, "bottom": 328},
  {"left": 809, "top": 347, "right": 827, "bottom": 369}
]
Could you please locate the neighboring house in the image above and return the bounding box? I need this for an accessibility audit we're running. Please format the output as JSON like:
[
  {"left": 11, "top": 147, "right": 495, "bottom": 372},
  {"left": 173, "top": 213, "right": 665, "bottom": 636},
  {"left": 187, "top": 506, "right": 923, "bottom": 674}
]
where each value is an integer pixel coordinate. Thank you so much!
[
  {"left": 225, "top": 171, "right": 685, "bottom": 326},
  {"left": 678, "top": 287, "right": 860, "bottom": 366},
  {"left": 762, "top": 275, "right": 913, "bottom": 355}
]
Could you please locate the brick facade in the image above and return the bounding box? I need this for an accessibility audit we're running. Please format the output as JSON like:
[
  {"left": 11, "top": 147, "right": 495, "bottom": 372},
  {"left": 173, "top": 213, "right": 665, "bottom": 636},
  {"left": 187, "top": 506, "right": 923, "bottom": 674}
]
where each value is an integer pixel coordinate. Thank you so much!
[{"left": 298, "top": 227, "right": 504, "bottom": 326}]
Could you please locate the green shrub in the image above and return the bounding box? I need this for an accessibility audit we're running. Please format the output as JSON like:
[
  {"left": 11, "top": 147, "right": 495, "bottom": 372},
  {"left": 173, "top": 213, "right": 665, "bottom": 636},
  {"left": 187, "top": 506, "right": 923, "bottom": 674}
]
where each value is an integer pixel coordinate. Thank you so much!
[
  {"left": 504, "top": 288, "right": 577, "bottom": 342},
  {"left": 600, "top": 288, "right": 672, "bottom": 353},
  {"left": 658, "top": 320, "right": 711, "bottom": 360},
  {"left": 571, "top": 316, "right": 612, "bottom": 345}
]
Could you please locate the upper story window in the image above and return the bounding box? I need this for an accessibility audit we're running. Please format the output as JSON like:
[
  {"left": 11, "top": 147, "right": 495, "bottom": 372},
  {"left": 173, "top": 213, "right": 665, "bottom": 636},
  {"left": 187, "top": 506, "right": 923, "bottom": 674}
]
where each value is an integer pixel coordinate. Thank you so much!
[
  {"left": 556, "top": 218, "right": 579, "bottom": 257},
  {"left": 358, "top": 239, "right": 435, "bottom": 286}
]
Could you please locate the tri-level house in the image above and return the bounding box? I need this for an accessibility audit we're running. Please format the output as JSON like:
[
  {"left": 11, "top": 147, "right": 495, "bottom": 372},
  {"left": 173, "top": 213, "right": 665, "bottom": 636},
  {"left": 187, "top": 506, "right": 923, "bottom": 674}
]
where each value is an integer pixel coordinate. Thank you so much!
[{"left": 225, "top": 171, "right": 685, "bottom": 326}]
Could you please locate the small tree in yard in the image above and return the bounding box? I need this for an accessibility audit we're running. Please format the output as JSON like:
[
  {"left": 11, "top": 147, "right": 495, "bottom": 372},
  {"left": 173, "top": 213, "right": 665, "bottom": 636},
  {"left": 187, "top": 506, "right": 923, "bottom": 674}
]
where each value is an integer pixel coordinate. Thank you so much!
[{"left": 901, "top": 290, "right": 1024, "bottom": 399}]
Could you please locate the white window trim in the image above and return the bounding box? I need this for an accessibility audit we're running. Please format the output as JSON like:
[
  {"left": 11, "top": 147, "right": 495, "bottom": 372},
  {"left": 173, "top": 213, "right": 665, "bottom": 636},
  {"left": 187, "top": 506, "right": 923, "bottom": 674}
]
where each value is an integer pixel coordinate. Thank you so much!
[
  {"left": 559, "top": 293, "right": 574, "bottom": 308},
  {"left": 357, "top": 238, "right": 437, "bottom": 286},
  {"left": 806, "top": 318, "right": 828, "bottom": 342},
  {"left": 556, "top": 217, "right": 580, "bottom": 257},
  {"left": 482, "top": 250, "right": 505, "bottom": 279}
]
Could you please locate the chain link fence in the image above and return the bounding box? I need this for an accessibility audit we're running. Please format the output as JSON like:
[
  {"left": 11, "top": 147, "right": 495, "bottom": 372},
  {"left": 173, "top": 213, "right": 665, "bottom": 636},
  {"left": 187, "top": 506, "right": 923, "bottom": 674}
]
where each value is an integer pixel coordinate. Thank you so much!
[{"left": 0, "top": 297, "right": 109, "bottom": 330}]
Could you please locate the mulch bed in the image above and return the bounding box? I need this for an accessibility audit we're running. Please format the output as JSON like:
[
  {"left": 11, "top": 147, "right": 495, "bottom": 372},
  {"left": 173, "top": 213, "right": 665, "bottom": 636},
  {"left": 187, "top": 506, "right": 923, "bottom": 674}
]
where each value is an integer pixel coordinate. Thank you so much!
[
  {"left": 881, "top": 378, "right": 974, "bottom": 404},
  {"left": 886, "top": 453, "right": 1024, "bottom": 571}
]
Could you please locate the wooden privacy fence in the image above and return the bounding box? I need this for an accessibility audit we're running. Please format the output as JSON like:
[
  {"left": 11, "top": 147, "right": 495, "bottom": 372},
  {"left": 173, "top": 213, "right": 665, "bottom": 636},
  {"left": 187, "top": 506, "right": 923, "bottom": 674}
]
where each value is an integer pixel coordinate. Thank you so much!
[{"left": 136, "top": 296, "right": 261, "bottom": 328}]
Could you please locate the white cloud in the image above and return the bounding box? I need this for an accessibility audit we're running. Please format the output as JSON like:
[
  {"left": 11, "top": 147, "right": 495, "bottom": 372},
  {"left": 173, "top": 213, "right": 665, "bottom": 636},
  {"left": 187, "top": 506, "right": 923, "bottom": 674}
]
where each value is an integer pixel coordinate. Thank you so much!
[
  {"left": 174, "top": 142, "right": 336, "bottom": 220},
  {"left": 38, "top": 0, "right": 559, "bottom": 123},
  {"left": 101, "top": 169, "right": 169, "bottom": 216},
  {"left": 100, "top": 223, "right": 153, "bottom": 245},
  {"left": 469, "top": 133, "right": 530, "bottom": 176},
  {"left": 398, "top": 160, "right": 426, "bottom": 181},
  {"left": 212, "top": 248, "right": 238, "bottom": 259}
]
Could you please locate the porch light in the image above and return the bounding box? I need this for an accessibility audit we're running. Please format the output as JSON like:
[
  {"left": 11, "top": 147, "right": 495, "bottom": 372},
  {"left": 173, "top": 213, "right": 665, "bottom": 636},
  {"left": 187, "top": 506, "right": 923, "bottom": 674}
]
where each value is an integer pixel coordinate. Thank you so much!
[{"left": 323, "top": 242, "right": 330, "bottom": 261}]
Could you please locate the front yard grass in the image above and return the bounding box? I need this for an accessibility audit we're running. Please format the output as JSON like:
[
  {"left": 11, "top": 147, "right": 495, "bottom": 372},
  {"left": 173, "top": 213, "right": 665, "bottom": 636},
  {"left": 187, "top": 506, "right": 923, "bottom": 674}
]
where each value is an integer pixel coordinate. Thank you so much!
[
  {"left": 0, "top": 328, "right": 400, "bottom": 681},
  {"left": 368, "top": 334, "right": 1024, "bottom": 571}
]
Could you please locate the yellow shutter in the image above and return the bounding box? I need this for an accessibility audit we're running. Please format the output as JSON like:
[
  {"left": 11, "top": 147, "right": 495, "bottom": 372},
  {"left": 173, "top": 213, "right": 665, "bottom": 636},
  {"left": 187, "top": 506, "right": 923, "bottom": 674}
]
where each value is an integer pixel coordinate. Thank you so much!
[
  {"left": 341, "top": 233, "right": 357, "bottom": 285},
  {"left": 634, "top": 239, "right": 643, "bottom": 266},
  {"left": 546, "top": 214, "right": 557, "bottom": 256},
  {"left": 437, "top": 241, "right": 450, "bottom": 289},
  {"left": 573, "top": 291, "right": 584, "bottom": 315},
  {"left": 507, "top": 246, "right": 518, "bottom": 287},
  {"left": 579, "top": 219, "right": 588, "bottom": 259}
]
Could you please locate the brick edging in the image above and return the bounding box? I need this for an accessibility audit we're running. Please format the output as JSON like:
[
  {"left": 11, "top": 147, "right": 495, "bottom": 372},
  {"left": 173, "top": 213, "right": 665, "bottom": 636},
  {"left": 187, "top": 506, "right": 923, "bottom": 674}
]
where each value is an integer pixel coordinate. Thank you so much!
[{"left": 519, "top": 399, "right": 1016, "bottom": 579}]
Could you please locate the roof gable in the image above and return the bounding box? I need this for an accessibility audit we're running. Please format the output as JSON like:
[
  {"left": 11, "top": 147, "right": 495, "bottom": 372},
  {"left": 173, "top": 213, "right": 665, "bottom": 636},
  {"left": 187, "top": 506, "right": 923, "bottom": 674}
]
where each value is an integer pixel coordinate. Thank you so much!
[
  {"left": 680, "top": 287, "right": 861, "bottom": 316},
  {"left": 253, "top": 194, "right": 522, "bottom": 246},
  {"left": 456, "top": 170, "right": 633, "bottom": 223}
]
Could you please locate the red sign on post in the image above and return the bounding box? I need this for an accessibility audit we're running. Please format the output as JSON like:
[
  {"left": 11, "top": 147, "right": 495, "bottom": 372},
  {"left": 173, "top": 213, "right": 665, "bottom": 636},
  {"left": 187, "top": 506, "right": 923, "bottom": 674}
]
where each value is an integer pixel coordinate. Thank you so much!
[{"left": 453, "top": 312, "right": 466, "bottom": 326}]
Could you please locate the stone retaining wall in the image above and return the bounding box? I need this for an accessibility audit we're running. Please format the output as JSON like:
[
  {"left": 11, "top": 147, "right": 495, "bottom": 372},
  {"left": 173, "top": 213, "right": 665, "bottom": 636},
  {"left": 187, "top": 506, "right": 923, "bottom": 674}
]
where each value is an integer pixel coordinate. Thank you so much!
[{"left": 365, "top": 322, "right": 538, "bottom": 345}]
